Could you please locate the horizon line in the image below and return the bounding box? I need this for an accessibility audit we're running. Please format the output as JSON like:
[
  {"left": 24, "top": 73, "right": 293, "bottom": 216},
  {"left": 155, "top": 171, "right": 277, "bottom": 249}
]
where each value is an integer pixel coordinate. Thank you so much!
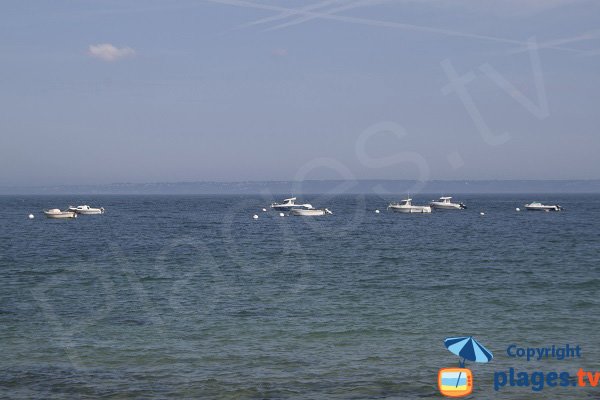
[{"left": 3, "top": 178, "right": 600, "bottom": 189}]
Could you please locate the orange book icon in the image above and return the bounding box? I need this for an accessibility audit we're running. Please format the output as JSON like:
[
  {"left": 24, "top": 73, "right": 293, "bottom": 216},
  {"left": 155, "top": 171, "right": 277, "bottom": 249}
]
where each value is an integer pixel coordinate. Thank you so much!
[{"left": 438, "top": 368, "right": 473, "bottom": 397}]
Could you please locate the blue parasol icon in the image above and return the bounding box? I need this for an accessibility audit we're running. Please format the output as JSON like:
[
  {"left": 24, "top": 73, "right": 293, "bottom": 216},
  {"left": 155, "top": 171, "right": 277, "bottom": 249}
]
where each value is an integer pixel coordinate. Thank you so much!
[
  {"left": 444, "top": 336, "right": 493, "bottom": 389},
  {"left": 444, "top": 336, "right": 493, "bottom": 367}
]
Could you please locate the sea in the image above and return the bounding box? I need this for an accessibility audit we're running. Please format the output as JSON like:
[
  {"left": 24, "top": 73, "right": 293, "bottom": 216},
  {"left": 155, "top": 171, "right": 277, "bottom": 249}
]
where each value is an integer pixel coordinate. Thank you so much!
[{"left": 1, "top": 194, "right": 599, "bottom": 399}]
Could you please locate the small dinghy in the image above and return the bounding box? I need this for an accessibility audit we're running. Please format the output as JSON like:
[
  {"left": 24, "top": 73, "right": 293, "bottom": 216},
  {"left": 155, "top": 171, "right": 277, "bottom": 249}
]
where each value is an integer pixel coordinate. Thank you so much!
[
  {"left": 44, "top": 209, "right": 77, "bottom": 219},
  {"left": 290, "top": 208, "right": 332, "bottom": 216}
]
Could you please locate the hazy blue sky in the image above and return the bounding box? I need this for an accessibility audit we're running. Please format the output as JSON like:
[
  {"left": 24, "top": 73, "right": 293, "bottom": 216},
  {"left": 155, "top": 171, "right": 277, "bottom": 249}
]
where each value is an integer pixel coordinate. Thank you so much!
[{"left": 1, "top": 0, "right": 599, "bottom": 186}]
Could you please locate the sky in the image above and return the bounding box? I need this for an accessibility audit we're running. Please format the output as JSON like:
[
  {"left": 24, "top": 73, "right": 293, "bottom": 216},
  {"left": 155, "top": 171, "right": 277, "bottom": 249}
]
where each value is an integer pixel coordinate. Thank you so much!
[{"left": 1, "top": 0, "right": 599, "bottom": 186}]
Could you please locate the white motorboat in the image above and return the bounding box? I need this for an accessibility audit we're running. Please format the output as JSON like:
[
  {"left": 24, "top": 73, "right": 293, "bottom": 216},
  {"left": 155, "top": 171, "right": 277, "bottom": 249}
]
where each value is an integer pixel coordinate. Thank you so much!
[
  {"left": 388, "top": 198, "right": 432, "bottom": 213},
  {"left": 44, "top": 209, "right": 77, "bottom": 219},
  {"left": 290, "top": 208, "right": 332, "bottom": 216},
  {"left": 430, "top": 196, "right": 466, "bottom": 210},
  {"left": 524, "top": 202, "right": 562, "bottom": 211},
  {"left": 68, "top": 205, "right": 105, "bottom": 215},
  {"left": 271, "top": 197, "right": 313, "bottom": 211}
]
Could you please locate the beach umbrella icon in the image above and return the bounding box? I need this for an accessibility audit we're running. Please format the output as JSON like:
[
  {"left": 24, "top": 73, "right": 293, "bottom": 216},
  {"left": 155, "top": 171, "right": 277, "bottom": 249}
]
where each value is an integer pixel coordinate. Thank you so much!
[
  {"left": 443, "top": 336, "right": 493, "bottom": 391},
  {"left": 444, "top": 336, "right": 493, "bottom": 367}
]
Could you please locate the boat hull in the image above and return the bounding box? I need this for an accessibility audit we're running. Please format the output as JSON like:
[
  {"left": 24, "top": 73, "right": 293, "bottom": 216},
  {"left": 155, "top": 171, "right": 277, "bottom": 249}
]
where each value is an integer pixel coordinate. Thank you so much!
[
  {"left": 271, "top": 205, "right": 309, "bottom": 211},
  {"left": 524, "top": 205, "right": 561, "bottom": 211},
  {"left": 430, "top": 203, "right": 464, "bottom": 210},
  {"left": 76, "top": 209, "right": 104, "bottom": 215},
  {"left": 44, "top": 211, "right": 77, "bottom": 219},
  {"left": 388, "top": 205, "right": 432, "bottom": 213},
  {"left": 290, "top": 209, "right": 327, "bottom": 216}
]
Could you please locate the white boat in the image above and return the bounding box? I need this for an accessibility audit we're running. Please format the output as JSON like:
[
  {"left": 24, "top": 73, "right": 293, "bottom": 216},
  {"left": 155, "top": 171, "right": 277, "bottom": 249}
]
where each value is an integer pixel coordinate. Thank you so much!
[
  {"left": 290, "top": 208, "right": 332, "bottom": 216},
  {"left": 524, "top": 202, "right": 562, "bottom": 211},
  {"left": 68, "top": 205, "right": 105, "bottom": 215},
  {"left": 388, "top": 198, "right": 432, "bottom": 213},
  {"left": 430, "top": 196, "right": 466, "bottom": 210},
  {"left": 44, "top": 209, "right": 77, "bottom": 219},
  {"left": 271, "top": 197, "right": 313, "bottom": 211}
]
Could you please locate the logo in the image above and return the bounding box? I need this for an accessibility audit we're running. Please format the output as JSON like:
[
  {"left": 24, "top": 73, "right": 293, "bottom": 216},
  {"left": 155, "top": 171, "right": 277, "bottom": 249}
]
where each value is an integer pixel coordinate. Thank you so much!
[
  {"left": 438, "top": 336, "right": 493, "bottom": 398},
  {"left": 438, "top": 368, "right": 473, "bottom": 397}
]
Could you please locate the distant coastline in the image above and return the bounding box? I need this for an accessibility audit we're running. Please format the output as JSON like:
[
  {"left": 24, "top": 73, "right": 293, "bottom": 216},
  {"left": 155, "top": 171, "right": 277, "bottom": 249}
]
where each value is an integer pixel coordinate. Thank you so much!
[{"left": 2, "top": 180, "right": 600, "bottom": 195}]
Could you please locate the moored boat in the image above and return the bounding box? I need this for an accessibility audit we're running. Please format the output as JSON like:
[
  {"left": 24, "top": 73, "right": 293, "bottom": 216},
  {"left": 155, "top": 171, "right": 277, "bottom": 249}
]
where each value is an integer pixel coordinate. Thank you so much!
[
  {"left": 290, "top": 208, "right": 332, "bottom": 216},
  {"left": 44, "top": 209, "right": 77, "bottom": 219},
  {"left": 524, "top": 202, "right": 562, "bottom": 211},
  {"left": 271, "top": 197, "right": 313, "bottom": 211},
  {"left": 388, "top": 198, "right": 432, "bottom": 213},
  {"left": 68, "top": 205, "right": 105, "bottom": 215},
  {"left": 430, "top": 196, "right": 466, "bottom": 210}
]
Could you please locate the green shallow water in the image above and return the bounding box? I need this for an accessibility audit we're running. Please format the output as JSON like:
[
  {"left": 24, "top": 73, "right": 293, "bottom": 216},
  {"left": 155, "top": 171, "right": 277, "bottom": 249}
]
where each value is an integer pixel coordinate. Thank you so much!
[{"left": 1, "top": 194, "right": 599, "bottom": 399}]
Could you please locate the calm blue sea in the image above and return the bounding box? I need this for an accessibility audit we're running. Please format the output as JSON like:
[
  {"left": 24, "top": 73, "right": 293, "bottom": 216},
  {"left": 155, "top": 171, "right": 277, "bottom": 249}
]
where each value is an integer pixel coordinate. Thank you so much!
[{"left": 1, "top": 194, "right": 599, "bottom": 399}]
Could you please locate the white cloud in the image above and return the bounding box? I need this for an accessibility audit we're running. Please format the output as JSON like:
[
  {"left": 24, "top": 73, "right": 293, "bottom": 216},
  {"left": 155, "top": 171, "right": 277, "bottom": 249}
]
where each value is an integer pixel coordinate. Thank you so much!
[{"left": 88, "top": 43, "right": 136, "bottom": 62}]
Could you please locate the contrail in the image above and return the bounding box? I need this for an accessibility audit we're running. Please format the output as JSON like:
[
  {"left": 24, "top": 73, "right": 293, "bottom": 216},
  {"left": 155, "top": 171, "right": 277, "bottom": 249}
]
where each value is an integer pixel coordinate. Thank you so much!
[
  {"left": 265, "top": 0, "right": 393, "bottom": 32},
  {"left": 206, "top": 0, "right": 586, "bottom": 53},
  {"left": 237, "top": 0, "right": 345, "bottom": 29},
  {"left": 507, "top": 29, "right": 600, "bottom": 54}
]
